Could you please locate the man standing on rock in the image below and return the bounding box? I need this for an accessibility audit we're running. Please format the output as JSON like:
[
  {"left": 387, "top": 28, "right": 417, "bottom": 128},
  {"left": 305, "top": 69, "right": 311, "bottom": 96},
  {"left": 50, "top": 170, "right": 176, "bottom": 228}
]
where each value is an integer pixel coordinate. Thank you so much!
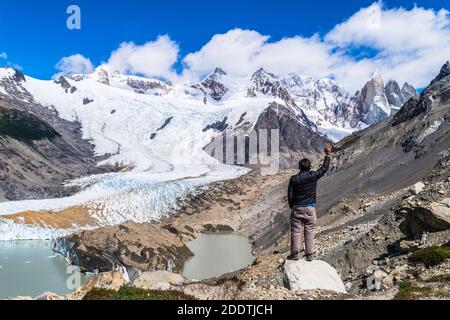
[{"left": 287, "top": 143, "right": 333, "bottom": 261}]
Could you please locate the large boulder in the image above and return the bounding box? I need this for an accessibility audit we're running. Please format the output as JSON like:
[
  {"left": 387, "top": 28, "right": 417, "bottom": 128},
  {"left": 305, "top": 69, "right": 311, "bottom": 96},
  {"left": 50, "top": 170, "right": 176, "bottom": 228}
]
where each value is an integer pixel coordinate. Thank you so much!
[
  {"left": 283, "top": 260, "right": 347, "bottom": 293},
  {"left": 423, "top": 199, "right": 450, "bottom": 230},
  {"left": 400, "top": 198, "right": 450, "bottom": 234}
]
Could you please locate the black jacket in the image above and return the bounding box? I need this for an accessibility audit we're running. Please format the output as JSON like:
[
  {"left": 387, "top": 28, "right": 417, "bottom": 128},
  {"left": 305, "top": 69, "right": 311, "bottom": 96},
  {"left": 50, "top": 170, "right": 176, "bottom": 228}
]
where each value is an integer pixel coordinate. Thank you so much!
[{"left": 288, "top": 156, "right": 331, "bottom": 209}]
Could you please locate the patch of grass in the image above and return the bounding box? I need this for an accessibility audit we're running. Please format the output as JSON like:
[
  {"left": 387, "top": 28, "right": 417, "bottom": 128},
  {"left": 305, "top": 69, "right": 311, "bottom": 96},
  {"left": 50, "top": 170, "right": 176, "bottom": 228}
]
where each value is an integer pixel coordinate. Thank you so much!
[
  {"left": 408, "top": 246, "right": 450, "bottom": 268},
  {"left": 394, "top": 281, "right": 433, "bottom": 300},
  {"left": 426, "top": 274, "right": 450, "bottom": 283},
  {"left": 435, "top": 290, "right": 450, "bottom": 299},
  {"left": 83, "top": 286, "right": 196, "bottom": 301}
]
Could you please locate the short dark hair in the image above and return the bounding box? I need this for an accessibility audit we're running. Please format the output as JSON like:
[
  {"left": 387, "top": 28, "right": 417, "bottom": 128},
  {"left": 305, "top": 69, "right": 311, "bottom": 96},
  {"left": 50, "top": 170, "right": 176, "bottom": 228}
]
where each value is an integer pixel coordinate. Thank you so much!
[{"left": 299, "top": 158, "right": 311, "bottom": 171}]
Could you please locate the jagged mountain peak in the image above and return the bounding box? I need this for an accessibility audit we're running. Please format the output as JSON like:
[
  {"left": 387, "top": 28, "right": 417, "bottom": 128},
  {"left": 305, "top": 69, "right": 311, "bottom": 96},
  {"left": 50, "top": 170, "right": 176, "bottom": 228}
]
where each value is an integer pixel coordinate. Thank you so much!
[
  {"left": 385, "top": 79, "right": 417, "bottom": 109},
  {"left": 0, "top": 67, "right": 26, "bottom": 83},
  {"left": 191, "top": 67, "right": 231, "bottom": 103},
  {"left": 251, "top": 68, "right": 277, "bottom": 81},
  {"left": 211, "top": 67, "right": 227, "bottom": 77},
  {"left": 431, "top": 61, "right": 450, "bottom": 85}
]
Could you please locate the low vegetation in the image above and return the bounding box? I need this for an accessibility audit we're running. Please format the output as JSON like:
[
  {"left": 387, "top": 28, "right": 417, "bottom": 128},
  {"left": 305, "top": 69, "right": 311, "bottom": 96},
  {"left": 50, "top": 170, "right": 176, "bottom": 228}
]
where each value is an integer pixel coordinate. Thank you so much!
[
  {"left": 0, "top": 106, "right": 60, "bottom": 142},
  {"left": 408, "top": 246, "right": 450, "bottom": 268},
  {"left": 83, "top": 286, "right": 196, "bottom": 300},
  {"left": 394, "top": 281, "right": 433, "bottom": 300},
  {"left": 394, "top": 280, "right": 450, "bottom": 300}
]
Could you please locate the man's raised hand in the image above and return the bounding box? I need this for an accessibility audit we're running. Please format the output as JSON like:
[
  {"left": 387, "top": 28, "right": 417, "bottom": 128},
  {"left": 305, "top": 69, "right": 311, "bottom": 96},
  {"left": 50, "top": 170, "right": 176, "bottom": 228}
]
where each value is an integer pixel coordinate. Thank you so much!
[{"left": 325, "top": 143, "right": 334, "bottom": 155}]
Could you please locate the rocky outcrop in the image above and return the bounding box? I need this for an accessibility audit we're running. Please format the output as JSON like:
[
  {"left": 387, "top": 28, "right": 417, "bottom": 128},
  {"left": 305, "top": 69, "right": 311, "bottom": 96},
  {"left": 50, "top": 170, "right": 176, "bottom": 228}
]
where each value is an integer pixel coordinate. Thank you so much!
[
  {"left": 54, "top": 221, "right": 193, "bottom": 275},
  {"left": 191, "top": 67, "right": 229, "bottom": 103},
  {"left": 253, "top": 102, "right": 329, "bottom": 168},
  {"left": 393, "top": 61, "right": 450, "bottom": 126},
  {"left": 54, "top": 76, "right": 77, "bottom": 94},
  {"left": 283, "top": 260, "right": 347, "bottom": 293},
  {"left": 126, "top": 78, "right": 172, "bottom": 96},
  {"left": 399, "top": 198, "right": 450, "bottom": 234}
]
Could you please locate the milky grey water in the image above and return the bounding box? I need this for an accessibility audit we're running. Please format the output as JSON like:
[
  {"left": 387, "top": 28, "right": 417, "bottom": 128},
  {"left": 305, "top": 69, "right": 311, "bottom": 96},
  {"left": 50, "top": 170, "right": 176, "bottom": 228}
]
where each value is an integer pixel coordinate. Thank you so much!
[
  {"left": 0, "top": 240, "right": 91, "bottom": 299},
  {"left": 182, "top": 233, "right": 254, "bottom": 281}
]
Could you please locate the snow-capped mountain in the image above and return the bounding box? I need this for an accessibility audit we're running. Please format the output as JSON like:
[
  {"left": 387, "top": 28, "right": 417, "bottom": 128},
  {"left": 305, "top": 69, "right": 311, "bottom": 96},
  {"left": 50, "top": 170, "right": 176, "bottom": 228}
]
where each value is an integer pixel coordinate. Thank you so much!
[
  {"left": 0, "top": 65, "right": 330, "bottom": 239},
  {"left": 0, "top": 65, "right": 417, "bottom": 239}
]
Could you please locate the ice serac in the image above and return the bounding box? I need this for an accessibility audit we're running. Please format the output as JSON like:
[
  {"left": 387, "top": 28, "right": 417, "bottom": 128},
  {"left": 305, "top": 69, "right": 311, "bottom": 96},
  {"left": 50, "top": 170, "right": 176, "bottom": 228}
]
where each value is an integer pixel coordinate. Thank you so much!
[{"left": 283, "top": 260, "right": 347, "bottom": 293}]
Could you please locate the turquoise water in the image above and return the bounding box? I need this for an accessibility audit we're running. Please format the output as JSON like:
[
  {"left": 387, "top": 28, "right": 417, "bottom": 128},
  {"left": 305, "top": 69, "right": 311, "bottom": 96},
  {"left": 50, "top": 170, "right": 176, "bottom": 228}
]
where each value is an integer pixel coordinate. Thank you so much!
[
  {"left": 182, "top": 233, "right": 254, "bottom": 281},
  {"left": 0, "top": 240, "right": 90, "bottom": 299}
]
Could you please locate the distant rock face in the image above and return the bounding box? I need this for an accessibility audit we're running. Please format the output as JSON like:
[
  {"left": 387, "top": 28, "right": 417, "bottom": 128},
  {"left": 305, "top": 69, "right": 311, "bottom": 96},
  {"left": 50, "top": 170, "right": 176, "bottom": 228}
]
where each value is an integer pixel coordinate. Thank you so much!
[
  {"left": 191, "top": 67, "right": 230, "bottom": 102},
  {"left": 354, "top": 71, "right": 391, "bottom": 125},
  {"left": 126, "top": 78, "right": 172, "bottom": 96},
  {"left": 247, "top": 68, "right": 292, "bottom": 103},
  {"left": 254, "top": 102, "right": 325, "bottom": 154},
  {"left": 385, "top": 80, "right": 417, "bottom": 109},
  {"left": 95, "top": 68, "right": 110, "bottom": 85},
  {"left": 283, "top": 260, "right": 347, "bottom": 293},
  {"left": 282, "top": 73, "right": 361, "bottom": 129},
  {"left": 54, "top": 76, "right": 77, "bottom": 94}
]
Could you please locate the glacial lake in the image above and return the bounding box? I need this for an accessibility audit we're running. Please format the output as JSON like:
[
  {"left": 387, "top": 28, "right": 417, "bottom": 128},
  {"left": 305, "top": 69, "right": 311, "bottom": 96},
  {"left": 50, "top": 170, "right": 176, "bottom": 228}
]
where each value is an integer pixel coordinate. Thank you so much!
[
  {"left": 182, "top": 233, "right": 255, "bottom": 281},
  {"left": 0, "top": 240, "right": 91, "bottom": 299}
]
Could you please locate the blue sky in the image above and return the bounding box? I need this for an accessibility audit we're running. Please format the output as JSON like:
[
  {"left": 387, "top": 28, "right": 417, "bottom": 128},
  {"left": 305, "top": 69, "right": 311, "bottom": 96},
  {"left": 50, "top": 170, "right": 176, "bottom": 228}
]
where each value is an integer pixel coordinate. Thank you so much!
[{"left": 0, "top": 0, "right": 449, "bottom": 90}]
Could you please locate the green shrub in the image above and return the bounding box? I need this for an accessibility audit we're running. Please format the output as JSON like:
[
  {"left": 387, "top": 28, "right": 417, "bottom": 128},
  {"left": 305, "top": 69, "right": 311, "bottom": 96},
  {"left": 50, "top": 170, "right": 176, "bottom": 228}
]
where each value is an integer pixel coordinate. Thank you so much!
[
  {"left": 408, "top": 246, "right": 450, "bottom": 268},
  {"left": 83, "top": 286, "right": 195, "bottom": 300},
  {"left": 0, "top": 106, "right": 60, "bottom": 142},
  {"left": 394, "top": 281, "right": 433, "bottom": 300}
]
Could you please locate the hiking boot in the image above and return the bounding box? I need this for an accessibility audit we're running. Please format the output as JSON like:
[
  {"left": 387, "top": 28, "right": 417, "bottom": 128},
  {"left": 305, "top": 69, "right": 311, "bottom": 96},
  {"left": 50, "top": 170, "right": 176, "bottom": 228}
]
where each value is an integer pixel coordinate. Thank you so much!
[
  {"left": 287, "top": 253, "right": 299, "bottom": 261},
  {"left": 305, "top": 254, "right": 314, "bottom": 262}
]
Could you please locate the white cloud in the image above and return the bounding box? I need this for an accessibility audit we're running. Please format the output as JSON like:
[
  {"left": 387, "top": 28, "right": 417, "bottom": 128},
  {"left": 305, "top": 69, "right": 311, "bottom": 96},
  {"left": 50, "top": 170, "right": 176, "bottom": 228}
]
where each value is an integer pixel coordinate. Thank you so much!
[
  {"left": 54, "top": 2, "right": 450, "bottom": 92},
  {"left": 55, "top": 54, "right": 94, "bottom": 75},
  {"left": 106, "top": 35, "right": 179, "bottom": 81},
  {"left": 183, "top": 3, "right": 450, "bottom": 90},
  {"left": 0, "top": 52, "right": 7, "bottom": 59},
  {"left": 325, "top": 2, "right": 450, "bottom": 89},
  {"left": 182, "top": 30, "right": 342, "bottom": 82}
]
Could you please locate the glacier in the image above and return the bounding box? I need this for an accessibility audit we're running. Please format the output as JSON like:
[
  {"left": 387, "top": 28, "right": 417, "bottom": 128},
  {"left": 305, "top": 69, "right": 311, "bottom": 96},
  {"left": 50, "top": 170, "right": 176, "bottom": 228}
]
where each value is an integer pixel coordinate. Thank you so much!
[{"left": 0, "top": 66, "right": 396, "bottom": 240}]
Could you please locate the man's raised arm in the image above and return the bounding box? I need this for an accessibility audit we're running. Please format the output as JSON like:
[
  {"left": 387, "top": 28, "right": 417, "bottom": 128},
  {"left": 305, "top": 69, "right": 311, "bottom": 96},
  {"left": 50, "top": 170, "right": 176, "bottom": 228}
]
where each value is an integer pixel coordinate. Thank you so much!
[{"left": 314, "top": 143, "right": 333, "bottom": 178}]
